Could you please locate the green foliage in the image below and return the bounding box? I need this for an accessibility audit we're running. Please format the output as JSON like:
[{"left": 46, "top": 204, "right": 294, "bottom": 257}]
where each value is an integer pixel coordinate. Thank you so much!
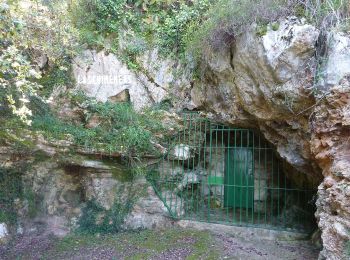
[
  {"left": 0, "top": 167, "right": 22, "bottom": 225},
  {"left": 304, "top": 0, "right": 350, "bottom": 28},
  {"left": 77, "top": 198, "right": 134, "bottom": 234},
  {"left": 187, "top": 0, "right": 297, "bottom": 56},
  {"left": 36, "top": 63, "right": 74, "bottom": 98},
  {"left": 70, "top": 0, "right": 212, "bottom": 56},
  {"left": 155, "top": 0, "right": 212, "bottom": 56},
  {"left": 0, "top": 117, "right": 35, "bottom": 150},
  {"left": 0, "top": 1, "right": 78, "bottom": 125},
  {"left": 271, "top": 22, "right": 280, "bottom": 31},
  {"left": 256, "top": 24, "right": 268, "bottom": 37},
  {"left": 32, "top": 114, "right": 94, "bottom": 145},
  {"left": 0, "top": 4, "right": 41, "bottom": 124},
  {"left": 32, "top": 94, "right": 165, "bottom": 159},
  {"left": 70, "top": 0, "right": 129, "bottom": 48}
]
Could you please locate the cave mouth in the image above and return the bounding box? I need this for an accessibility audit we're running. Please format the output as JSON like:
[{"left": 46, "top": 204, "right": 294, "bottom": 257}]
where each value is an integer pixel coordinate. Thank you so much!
[{"left": 149, "top": 112, "right": 317, "bottom": 233}]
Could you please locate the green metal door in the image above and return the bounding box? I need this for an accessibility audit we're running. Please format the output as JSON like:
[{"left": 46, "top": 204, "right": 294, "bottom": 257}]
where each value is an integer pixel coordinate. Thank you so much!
[{"left": 224, "top": 147, "right": 254, "bottom": 209}]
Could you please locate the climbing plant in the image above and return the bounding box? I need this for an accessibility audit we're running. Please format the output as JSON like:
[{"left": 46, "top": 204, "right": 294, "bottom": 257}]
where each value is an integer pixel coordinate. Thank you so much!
[
  {"left": 77, "top": 183, "right": 140, "bottom": 234},
  {"left": 0, "top": 1, "right": 78, "bottom": 125},
  {"left": 0, "top": 167, "right": 22, "bottom": 225}
]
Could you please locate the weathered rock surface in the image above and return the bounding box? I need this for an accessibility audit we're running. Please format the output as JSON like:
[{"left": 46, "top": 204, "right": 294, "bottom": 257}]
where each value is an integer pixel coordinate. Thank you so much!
[
  {"left": 319, "top": 33, "right": 350, "bottom": 89},
  {"left": 187, "top": 19, "right": 350, "bottom": 259},
  {"left": 124, "top": 180, "right": 172, "bottom": 230},
  {"left": 191, "top": 17, "right": 320, "bottom": 182},
  {"left": 312, "top": 77, "right": 350, "bottom": 259},
  {"left": 14, "top": 149, "right": 172, "bottom": 237},
  {"left": 3, "top": 15, "right": 347, "bottom": 259},
  {"left": 168, "top": 144, "right": 193, "bottom": 161},
  {"left": 73, "top": 50, "right": 168, "bottom": 110},
  {"left": 68, "top": 17, "right": 350, "bottom": 259},
  {"left": 175, "top": 172, "right": 200, "bottom": 192}
]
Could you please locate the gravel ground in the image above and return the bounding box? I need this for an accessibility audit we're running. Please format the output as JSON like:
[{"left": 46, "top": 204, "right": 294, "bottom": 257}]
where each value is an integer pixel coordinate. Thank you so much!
[
  {"left": 0, "top": 228, "right": 320, "bottom": 260},
  {"left": 216, "top": 233, "right": 319, "bottom": 260}
]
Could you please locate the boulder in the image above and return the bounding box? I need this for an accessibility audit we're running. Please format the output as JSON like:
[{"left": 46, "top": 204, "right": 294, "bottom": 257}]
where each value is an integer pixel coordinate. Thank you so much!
[
  {"left": 176, "top": 172, "right": 200, "bottom": 192},
  {"left": 162, "top": 191, "right": 185, "bottom": 218},
  {"left": 168, "top": 144, "right": 194, "bottom": 161},
  {"left": 124, "top": 185, "right": 172, "bottom": 230},
  {"left": 0, "top": 223, "right": 8, "bottom": 243},
  {"left": 319, "top": 33, "right": 350, "bottom": 90}
]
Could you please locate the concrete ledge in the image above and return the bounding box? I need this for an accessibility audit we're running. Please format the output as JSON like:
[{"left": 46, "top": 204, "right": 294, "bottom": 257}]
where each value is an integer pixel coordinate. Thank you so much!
[{"left": 176, "top": 220, "right": 309, "bottom": 241}]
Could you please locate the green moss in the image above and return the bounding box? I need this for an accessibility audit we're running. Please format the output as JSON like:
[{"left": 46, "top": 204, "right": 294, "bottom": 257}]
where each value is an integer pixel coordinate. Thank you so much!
[
  {"left": 256, "top": 24, "right": 268, "bottom": 37},
  {"left": 37, "top": 63, "right": 74, "bottom": 98},
  {"left": 23, "top": 189, "right": 39, "bottom": 218},
  {"left": 0, "top": 167, "right": 23, "bottom": 224},
  {"left": 77, "top": 191, "right": 135, "bottom": 234},
  {"left": 271, "top": 22, "right": 280, "bottom": 31},
  {"left": 32, "top": 94, "right": 166, "bottom": 160},
  {"left": 42, "top": 228, "right": 221, "bottom": 259},
  {"left": 102, "top": 159, "right": 133, "bottom": 182}
]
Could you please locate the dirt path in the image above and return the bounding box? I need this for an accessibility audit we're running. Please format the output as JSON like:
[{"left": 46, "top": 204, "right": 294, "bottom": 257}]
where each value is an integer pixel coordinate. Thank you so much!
[{"left": 0, "top": 228, "right": 319, "bottom": 260}]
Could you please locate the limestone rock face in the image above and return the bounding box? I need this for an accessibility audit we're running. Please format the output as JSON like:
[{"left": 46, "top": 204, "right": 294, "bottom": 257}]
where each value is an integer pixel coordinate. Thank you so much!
[
  {"left": 192, "top": 17, "right": 320, "bottom": 181},
  {"left": 311, "top": 78, "right": 350, "bottom": 260},
  {"left": 124, "top": 181, "right": 172, "bottom": 230},
  {"left": 73, "top": 50, "right": 167, "bottom": 110},
  {"left": 137, "top": 49, "right": 194, "bottom": 109},
  {"left": 21, "top": 154, "right": 171, "bottom": 236},
  {"left": 320, "top": 33, "right": 350, "bottom": 89},
  {"left": 186, "top": 18, "right": 350, "bottom": 259}
]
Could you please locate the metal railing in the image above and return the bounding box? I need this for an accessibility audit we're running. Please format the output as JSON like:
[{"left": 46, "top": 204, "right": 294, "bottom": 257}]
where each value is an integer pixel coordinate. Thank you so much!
[{"left": 148, "top": 112, "right": 316, "bottom": 232}]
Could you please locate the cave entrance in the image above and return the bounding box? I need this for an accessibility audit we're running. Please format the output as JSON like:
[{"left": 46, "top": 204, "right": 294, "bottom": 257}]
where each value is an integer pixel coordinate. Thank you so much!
[{"left": 149, "top": 112, "right": 317, "bottom": 233}]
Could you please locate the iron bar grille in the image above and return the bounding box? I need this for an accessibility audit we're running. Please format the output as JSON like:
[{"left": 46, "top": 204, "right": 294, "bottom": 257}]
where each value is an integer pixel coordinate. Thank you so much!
[{"left": 148, "top": 112, "right": 316, "bottom": 232}]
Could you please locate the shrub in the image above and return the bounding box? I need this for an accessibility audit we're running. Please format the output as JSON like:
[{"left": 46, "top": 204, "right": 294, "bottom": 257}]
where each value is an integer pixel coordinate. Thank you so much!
[
  {"left": 31, "top": 95, "right": 166, "bottom": 160},
  {"left": 155, "top": 0, "right": 212, "bottom": 56},
  {"left": 303, "top": 0, "right": 350, "bottom": 28},
  {"left": 0, "top": 1, "right": 78, "bottom": 125},
  {"left": 186, "top": 0, "right": 299, "bottom": 55},
  {"left": 69, "top": 0, "right": 213, "bottom": 55},
  {"left": 0, "top": 167, "right": 23, "bottom": 225},
  {"left": 77, "top": 197, "right": 134, "bottom": 234}
]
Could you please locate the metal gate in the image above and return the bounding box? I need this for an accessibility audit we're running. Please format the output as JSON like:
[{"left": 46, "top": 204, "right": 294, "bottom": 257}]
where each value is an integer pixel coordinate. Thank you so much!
[{"left": 148, "top": 112, "right": 316, "bottom": 232}]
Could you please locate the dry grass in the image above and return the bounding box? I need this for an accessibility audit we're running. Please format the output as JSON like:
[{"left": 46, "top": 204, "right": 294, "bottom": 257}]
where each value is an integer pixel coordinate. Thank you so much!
[{"left": 186, "top": 0, "right": 349, "bottom": 58}]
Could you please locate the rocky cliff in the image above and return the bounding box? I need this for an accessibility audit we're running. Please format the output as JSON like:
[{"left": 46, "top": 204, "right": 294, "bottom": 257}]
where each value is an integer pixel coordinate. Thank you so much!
[
  {"left": 73, "top": 16, "right": 350, "bottom": 259},
  {"left": 1, "top": 15, "right": 349, "bottom": 259},
  {"left": 188, "top": 18, "right": 350, "bottom": 259}
]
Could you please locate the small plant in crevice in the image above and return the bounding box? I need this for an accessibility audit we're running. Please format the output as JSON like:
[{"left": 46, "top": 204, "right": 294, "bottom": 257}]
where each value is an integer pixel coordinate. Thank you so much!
[
  {"left": 31, "top": 92, "right": 166, "bottom": 160},
  {"left": 0, "top": 167, "right": 22, "bottom": 225},
  {"left": 77, "top": 190, "right": 136, "bottom": 234},
  {"left": 0, "top": 166, "right": 38, "bottom": 225},
  {"left": 36, "top": 62, "right": 75, "bottom": 98}
]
